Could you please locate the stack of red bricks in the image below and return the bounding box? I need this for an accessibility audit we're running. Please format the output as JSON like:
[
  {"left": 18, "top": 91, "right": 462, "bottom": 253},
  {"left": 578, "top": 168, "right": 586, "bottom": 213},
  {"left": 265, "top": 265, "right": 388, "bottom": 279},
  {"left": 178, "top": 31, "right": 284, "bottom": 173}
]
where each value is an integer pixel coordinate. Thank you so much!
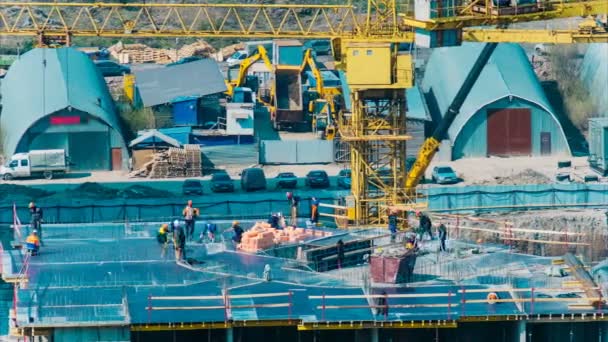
[{"left": 238, "top": 223, "right": 333, "bottom": 253}]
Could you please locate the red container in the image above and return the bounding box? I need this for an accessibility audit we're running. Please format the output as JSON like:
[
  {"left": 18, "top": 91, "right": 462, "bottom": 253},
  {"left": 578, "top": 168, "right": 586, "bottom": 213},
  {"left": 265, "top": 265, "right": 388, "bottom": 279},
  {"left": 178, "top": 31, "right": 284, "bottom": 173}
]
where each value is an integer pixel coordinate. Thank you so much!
[{"left": 370, "top": 254, "right": 416, "bottom": 284}]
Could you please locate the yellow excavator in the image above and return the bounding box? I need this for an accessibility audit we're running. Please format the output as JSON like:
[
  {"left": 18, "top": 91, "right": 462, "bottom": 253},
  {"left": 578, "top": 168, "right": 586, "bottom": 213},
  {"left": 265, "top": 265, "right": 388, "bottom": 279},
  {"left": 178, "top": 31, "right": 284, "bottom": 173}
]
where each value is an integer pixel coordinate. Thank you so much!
[
  {"left": 300, "top": 49, "right": 341, "bottom": 140},
  {"left": 224, "top": 45, "right": 275, "bottom": 113}
]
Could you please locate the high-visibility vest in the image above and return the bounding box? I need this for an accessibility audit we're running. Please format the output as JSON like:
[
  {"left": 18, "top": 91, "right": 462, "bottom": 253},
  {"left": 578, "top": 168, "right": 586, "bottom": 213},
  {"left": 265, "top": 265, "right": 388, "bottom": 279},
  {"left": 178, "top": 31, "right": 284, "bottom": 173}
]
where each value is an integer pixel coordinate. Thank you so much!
[{"left": 26, "top": 235, "right": 40, "bottom": 246}]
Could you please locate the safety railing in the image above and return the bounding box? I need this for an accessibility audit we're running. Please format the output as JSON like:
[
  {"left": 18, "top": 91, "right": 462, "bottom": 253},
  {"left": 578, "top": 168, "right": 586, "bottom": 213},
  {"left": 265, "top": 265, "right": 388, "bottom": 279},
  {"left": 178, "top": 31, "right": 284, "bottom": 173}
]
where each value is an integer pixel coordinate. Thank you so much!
[
  {"left": 137, "top": 286, "right": 606, "bottom": 326},
  {"left": 1, "top": 197, "right": 339, "bottom": 225},
  {"left": 146, "top": 291, "right": 295, "bottom": 325}
]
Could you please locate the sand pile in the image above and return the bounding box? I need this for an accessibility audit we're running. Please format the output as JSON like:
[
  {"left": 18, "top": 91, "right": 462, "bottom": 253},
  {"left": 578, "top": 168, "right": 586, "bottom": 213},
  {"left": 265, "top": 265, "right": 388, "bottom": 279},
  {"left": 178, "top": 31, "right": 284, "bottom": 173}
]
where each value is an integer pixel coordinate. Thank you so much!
[{"left": 474, "top": 169, "right": 551, "bottom": 186}]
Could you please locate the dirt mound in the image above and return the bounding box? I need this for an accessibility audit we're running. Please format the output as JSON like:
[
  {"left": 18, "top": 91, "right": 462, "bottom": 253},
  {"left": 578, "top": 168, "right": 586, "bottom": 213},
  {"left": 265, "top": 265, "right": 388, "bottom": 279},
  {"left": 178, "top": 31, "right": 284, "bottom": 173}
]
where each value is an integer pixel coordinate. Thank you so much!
[
  {"left": 68, "top": 182, "right": 119, "bottom": 199},
  {"left": 117, "top": 185, "right": 173, "bottom": 199},
  {"left": 0, "top": 184, "right": 53, "bottom": 201},
  {"left": 474, "top": 169, "right": 551, "bottom": 186}
]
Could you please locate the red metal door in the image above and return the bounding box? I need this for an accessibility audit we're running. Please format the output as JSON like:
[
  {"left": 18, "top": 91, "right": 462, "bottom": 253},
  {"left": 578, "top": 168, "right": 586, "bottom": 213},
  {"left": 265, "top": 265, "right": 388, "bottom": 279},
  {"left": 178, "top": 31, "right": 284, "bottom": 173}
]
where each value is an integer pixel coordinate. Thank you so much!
[
  {"left": 111, "top": 148, "right": 122, "bottom": 171},
  {"left": 487, "top": 108, "right": 531, "bottom": 156}
]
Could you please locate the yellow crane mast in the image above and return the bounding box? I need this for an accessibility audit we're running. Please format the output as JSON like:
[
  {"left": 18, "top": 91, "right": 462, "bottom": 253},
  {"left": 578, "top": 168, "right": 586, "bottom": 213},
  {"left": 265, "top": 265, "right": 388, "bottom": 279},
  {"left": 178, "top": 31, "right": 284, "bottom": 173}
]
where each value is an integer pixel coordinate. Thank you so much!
[{"left": 0, "top": 1, "right": 606, "bottom": 226}]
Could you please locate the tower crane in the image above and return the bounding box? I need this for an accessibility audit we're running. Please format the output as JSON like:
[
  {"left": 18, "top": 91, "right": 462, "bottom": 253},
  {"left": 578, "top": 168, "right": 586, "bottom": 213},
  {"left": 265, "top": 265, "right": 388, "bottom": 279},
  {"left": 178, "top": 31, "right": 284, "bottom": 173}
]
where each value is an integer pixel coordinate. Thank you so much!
[{"left": 0, "top": 1, "right": 606, "bottom": 226}]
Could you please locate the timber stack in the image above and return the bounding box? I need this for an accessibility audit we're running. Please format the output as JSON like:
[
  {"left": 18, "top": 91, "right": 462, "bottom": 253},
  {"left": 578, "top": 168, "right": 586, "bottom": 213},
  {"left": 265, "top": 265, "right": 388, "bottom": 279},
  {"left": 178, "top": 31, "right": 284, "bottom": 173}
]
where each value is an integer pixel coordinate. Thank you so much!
[{"left": 129, "top": 145, "right": 202, "bottom": 178}]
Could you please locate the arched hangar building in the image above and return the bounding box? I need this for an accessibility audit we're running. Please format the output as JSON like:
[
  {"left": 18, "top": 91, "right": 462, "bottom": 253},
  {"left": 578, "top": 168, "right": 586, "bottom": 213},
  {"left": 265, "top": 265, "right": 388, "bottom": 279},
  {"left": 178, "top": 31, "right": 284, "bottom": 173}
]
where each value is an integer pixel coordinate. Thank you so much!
[
  {"left": 0, "top": 48, "right": 127, "bottom": 171},
  {"left": 422, "top": 43, "right": 571, "bottom": 160}
]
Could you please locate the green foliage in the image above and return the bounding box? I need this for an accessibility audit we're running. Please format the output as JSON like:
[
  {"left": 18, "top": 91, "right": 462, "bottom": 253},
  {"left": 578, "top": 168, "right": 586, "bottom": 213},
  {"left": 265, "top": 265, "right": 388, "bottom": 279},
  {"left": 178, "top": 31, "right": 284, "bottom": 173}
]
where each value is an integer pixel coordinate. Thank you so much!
[
  {"left": 549, "top": 46, "right": 595, "bottom": 130},
  {"left": 116, "top": 100, "right": 156, "bottom": 140}
]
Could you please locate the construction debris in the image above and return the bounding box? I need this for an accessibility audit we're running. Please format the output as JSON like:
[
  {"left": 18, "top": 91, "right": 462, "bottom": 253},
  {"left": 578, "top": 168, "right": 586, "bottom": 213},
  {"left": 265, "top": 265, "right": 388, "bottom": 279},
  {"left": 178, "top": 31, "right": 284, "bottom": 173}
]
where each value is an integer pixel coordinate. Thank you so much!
[
  {"left": 473, "top": 168, "right": 551, "bottom": 185},
  {"left": 129, "top": 145, "right": 202, "bottom": 178}
]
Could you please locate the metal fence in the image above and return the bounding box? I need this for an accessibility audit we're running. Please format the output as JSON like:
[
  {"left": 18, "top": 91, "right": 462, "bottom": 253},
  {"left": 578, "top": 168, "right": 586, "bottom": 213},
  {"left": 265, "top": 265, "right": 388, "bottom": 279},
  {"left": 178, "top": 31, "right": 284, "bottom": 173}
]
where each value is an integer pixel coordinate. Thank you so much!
[
  {"left": 5, "top": 183, "right": 608, "bottom": 224},
  {"left": 0, "top": 197, "right": 338, "bottom": 225}
]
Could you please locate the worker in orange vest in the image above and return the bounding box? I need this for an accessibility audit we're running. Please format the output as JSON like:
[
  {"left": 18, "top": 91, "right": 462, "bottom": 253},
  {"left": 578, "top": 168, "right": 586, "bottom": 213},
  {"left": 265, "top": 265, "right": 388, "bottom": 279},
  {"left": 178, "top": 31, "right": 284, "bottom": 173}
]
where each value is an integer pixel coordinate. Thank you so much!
[
  {"left": 310, "top": 197, "right": 320, "bottom": 224},
  {"left": 25, "top": 230, "right": 40, "bottom": 256},
  {"left": 182, "top": 200, "right": 200, "bottom": 241}
]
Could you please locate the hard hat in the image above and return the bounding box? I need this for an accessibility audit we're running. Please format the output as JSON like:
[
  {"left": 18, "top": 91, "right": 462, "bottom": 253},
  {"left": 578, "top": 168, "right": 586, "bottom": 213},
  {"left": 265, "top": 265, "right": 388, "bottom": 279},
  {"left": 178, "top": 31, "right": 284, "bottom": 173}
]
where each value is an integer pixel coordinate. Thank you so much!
[
  {"left": 173, "top": 219, "right": 180, "bottom": 227},
  {"left": 28, "top": 202, "right": 35, "bottom": 208},
  {"left": 233, "top": 220, "right": 239, "bottom": 226},
  {"left": 33, "top": 230, "right": 38, "bottom": 234},
  {"left": 187, "top": 200, "right": 193, "bottom": 206}
]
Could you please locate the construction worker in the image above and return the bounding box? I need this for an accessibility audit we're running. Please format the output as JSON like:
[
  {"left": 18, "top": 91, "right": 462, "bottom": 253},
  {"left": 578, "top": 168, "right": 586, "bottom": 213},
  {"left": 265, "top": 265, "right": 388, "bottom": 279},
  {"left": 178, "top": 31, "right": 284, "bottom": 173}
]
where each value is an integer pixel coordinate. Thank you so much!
[
  {"left": 25, "top": 230, "right": 40, "bottom": 256},
  {"left": 231, "top": 221, "right": 244, "bottom": 244},
  {"left": 172, "top": 220, "right": 186, "bottom": 262},
  {"left": 28, "top": 202, "right": 44, "bottom": 245},
  {"left": 157, "top": 224, "right": 170, "bottom": 258},
  {"left": 405, "top": 234, "right": 418, "bottom": 251},
  {"left": 286, "top": 192, "right": 299, "bottom": 226},
  {"left": 376, "top": 291, "right": 388, "bottom": 318},
  {"left": 207, "top": 223, "right": 217, "bottom": 243},
  {"left": 416, "top": 211, "right": 433, "bottom": 240},
  {"left": 336, "top": 239, "right": 345, "bottom": 269},
  {"left": 438, "top": 223, "right": 448, "bottom": 252},
  {"left": 263, "top": 264, "right": 272, "bottom": 282},
  {"left": 268, "top": 213, "right": 280, "bottom": 229},
  {"left": 310, "top": 197, "right": 320, "bottom": 224},
  {"left": 388, "top": 210, "right": 398, "bottom": 242},
  {"left": 182, "top": 200, "right": 200, "bottom": 241}
]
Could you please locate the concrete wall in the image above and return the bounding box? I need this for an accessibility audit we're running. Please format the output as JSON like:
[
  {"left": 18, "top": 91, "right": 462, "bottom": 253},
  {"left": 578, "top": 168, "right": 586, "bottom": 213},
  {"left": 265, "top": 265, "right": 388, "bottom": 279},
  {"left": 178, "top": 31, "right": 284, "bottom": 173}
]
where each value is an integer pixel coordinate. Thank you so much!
[{"left": 260, "top": 140, "right": 334, "bottom": 164}]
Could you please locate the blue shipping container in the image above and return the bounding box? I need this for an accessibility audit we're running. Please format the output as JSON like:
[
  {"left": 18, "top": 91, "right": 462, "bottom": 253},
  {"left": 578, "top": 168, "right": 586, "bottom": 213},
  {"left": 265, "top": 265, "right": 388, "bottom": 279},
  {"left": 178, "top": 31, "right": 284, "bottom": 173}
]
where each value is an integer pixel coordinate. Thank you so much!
[{"left": 172, "top": 97, "right": 199, "bottom": 126}]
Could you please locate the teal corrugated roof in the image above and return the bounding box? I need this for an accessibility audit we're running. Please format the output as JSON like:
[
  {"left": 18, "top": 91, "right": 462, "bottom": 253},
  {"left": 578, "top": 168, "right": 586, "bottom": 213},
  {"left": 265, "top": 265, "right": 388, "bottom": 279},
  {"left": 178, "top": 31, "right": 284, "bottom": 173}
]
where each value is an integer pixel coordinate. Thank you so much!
[
  {"left": 421, "top": 43, "right": 565, "bottom": 145},
  {"left": 0, "top": 48, "right": 123, "bottom": 156}
]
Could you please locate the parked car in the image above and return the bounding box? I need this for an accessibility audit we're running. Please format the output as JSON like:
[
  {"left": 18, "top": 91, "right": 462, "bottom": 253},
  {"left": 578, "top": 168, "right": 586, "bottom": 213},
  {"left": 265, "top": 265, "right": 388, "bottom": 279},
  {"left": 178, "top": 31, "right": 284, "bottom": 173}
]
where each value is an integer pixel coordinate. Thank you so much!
[
  {"left": 303, "top": 39, "right": 332, "bottom": 56},
  {"left": 275, "top": 172, "right": 297, "bottom": 189},
  {"left": 337, "top": 169, "right": 351, "bottom": 189},
  {"left": 94, "top": 60, "right": 130, "bottom": 77},
  {"left": 305, "top": 170, "right": 330, "bottom": 188},
  {"left": 182, "top": 179, "right": 203, "bottom": 195},
  {"left": 167, "top": 56, "right": 202, "bottom": 67},
  {"left": 241, "top": 168, "right": 266, "bottom": 191},
  {"left": 431, "top": 166, "right": 459, "bottom": 185},
  {"left": 226, "top": 50, "right": 249, "bottom": 67},
  {"left": 210, "top": 172, "right": 235, "bottom": 193}
]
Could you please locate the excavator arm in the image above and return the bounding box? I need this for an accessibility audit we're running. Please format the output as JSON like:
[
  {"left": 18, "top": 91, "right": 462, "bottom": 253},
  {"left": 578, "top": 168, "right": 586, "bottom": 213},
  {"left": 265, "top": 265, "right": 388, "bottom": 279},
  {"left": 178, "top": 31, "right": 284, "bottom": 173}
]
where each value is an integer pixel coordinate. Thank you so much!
[
  {"left": 405, "top": 43, "right": 499, "bottom": 191},
  {"left": 301, "top": 49, "right": 325, "bottom": 97},
  {"left": 226, "top": 45, "right": 273, "bottom": 97},
  {"left": 301, "top": 48, "right": 341, "bottom": 139}
]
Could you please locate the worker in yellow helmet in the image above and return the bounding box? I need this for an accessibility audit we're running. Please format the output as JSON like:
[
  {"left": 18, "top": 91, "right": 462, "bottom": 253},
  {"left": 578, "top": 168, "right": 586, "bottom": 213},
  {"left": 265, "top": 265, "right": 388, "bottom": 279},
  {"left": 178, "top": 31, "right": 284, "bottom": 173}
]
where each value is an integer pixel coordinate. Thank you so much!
[{"left": 157, "top": 224, "right": 170, "bottom": 258}]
